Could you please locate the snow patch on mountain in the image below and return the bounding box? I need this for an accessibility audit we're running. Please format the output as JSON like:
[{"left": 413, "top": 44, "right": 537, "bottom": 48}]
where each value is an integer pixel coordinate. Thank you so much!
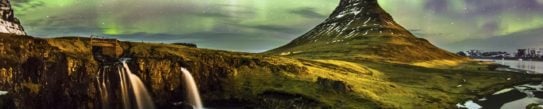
[
  {"left": 0, "top": 19, "right": 25, "bottom": 35},
  {"left": 0, "top": 0, "right": 26, "bottom": 35}
]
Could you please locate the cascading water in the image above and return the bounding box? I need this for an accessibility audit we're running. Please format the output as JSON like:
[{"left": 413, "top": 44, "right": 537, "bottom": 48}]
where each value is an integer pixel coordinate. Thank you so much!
[
  {"left": 94, "top": 58, "right": 203, "bottom": 109},
  {"left": 95, "top": 58, "right": 155, "bottom": 109},
  {"left": 181, "top": 68, "right": 203, "bottom": 109},
  {"left": 121, "top": 60, "right": 155, "bottom": 109},
  {"left": 95, "top": 69, "right": 109, "bottom": 109}
]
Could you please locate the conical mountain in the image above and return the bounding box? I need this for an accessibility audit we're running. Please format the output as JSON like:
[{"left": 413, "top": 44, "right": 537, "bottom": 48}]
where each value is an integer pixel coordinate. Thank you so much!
[
  {"left": 268, "top": 0, "right": 464, "bottom": 62},
  {"left": 0, "top": 0, "right": 26, "bottom": 35}
]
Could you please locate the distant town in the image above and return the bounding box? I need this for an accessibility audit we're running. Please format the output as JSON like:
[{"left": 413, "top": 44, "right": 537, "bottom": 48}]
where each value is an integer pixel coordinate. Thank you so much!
[{"left": 458, "top": 48, "right": 543, "bottom": 60}]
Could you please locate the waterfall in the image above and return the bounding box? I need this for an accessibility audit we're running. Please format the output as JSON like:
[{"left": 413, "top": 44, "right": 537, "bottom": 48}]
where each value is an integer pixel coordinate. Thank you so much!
[
  {"left": 181, "top": 68, "right": 203, "bottom": 109},
  {"left": 95, "top": 58, "right": 155, "bottom": 109},
  {"left": 121, "top": 60, "right": 155, "bottom": 109},
  {"left": 95, "top": 70, "right": 110, "bottom": 109},
  {"left": 94, "top": 58, "right": 203, "bottom": 109},
  {"left": 120, "top": 59, "right": 156, "bottom": 109},
  {"left": 118, "top": 66, "right": 131, "bottom": 109}
]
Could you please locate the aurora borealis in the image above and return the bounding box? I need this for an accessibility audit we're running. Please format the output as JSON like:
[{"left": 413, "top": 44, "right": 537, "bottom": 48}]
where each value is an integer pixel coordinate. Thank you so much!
[{"left": 10, "top": 0, "right": 543, "bottom": 52}]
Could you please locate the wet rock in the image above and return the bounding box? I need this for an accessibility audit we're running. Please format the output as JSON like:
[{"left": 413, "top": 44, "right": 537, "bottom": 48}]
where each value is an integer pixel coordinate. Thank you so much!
[
  {"left": 533, "top": 91, "right": 543, "bottom": 98},
  {"left": 0, "top": 93, "right": 16, "bottom": 109},
  {"left": 526, "top": 103, "right": 543, "bottom": 109},
  {"left": 476, "top": 89, "right": 526, "bottom": 109}
]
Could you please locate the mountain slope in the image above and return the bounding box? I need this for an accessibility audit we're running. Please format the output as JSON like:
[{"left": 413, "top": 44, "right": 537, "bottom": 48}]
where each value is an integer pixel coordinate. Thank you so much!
[
  {"left": 268, "top": 0, "right": 464, "bottom": 62},
  {"left": 0, "top": 0, "right": 26, "bottom": 35}
]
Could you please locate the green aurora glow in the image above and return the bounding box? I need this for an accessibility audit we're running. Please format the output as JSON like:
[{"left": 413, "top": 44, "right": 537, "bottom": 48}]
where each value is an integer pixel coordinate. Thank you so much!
[{"left": 10, "top": 0, "right": 543, "bottom": 52}]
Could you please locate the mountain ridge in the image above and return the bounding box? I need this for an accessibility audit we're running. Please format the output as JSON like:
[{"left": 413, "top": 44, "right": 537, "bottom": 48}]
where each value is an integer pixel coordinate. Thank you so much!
[{"left": 268, "top": 0, "right": 465, "bottom": 62}]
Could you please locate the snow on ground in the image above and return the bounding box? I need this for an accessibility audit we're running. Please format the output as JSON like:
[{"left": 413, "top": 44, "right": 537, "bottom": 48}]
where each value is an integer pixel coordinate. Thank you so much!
[
  {"left": 501, "top": 97, "right": 543, "bottom": 109},
  {"left": 493, "top": 88, "right": 515, "bottom": 95},
  {"left": 456, "top": 100, "right": 482, "bottom": 109}
]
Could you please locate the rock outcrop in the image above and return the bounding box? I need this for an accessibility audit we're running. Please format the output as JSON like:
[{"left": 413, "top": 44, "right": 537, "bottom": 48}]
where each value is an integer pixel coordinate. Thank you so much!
[
  {"left": 0, "top": 0, "right": 26, "bottom": 35},
  {"left": 268, "top": 0, "right": 464, "bottom": 62}
]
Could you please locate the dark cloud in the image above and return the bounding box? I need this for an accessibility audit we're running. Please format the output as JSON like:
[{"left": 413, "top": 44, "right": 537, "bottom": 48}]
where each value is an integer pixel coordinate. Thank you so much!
[
  {"left": 195, "top": 12, "right": 230, "bottom": 18},
  {"left": 425, "top": 0, "right": 449, "bottom": 13},
  {"left": 32, "top": 14, "right": 97, "bottom": 26},
  {"left": 21, "top": 8, "right": 99, "bottom": 36},
  {"left": 25, "top": 26, "right": 103, "bottom": 37},
  {"left": 407, "top": 29, "right": 446, "bottom": 40},
  {"left": 421, "top": 0, "right": 543, "bottom": 17},
  {"left": 244, "top": 25, "right": 302, "bottom": 34},
  {"left": 290, "top": 7, "right": 326, "bottom": 19},
  {"left": 104, "top": 31, "right": 283, "bottom": 52},
  {"left": 409, "top": 29, "right": 432, "bottom": 37},
  {"left": 480, "top": 21, "right": 501, "bottom": 34},
  {"left": 11, "top": 0, "right": 34, "bottom": 6},
  {"left": 11, "top": 0, "right": 45, "bottom": 14},
  {"left": 463, "top": 0, "right": 543, "bottom": 16},
  {"left": 105, "top": 31, "right": 249, "bottom": 42},
  {"left": 210, "top": 4, "right": 256, "bottom": 19},
  {"left": 448, "top": 27, "right": 543, "bottom": 52}
]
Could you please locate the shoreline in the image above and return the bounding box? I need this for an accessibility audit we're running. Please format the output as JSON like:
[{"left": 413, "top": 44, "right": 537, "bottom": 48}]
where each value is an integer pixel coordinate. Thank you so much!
[
  {"left": 472, "top": 58, "right": 542, "bottom": 74},
  {"left": 473, "top": 57, "right": 543, "bottom": 62}
]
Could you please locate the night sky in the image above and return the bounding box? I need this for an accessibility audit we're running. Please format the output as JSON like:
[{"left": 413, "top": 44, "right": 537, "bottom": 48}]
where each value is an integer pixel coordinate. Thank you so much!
[{"left": 10, "top": 0, "right": 543, "bottom": 52}]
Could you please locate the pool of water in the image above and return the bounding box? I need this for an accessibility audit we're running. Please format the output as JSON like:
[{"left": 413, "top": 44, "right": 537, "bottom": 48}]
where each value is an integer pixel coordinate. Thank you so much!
[{"left": 477, "top": 59, "right": 543, "bottom": 74}]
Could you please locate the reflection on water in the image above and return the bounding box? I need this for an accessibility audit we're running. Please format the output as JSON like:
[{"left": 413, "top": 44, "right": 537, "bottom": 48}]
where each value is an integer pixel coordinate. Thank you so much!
[{"left": 478, "top": 59, "right": 543, "bottom": 73}]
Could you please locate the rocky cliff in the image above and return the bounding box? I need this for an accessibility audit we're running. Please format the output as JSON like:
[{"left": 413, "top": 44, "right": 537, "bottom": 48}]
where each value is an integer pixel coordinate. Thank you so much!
[
  {"left": 0, "top": 0, "right": 26, "bottom": 35},
  {"left": 268, "top": 0, "right": 465, "bottom": 63}
]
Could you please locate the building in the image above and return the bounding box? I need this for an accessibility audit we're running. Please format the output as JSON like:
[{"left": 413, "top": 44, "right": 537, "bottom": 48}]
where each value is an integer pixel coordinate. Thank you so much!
[{"left": 90, "top": 36, "right": 123, "bottom": 63}]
